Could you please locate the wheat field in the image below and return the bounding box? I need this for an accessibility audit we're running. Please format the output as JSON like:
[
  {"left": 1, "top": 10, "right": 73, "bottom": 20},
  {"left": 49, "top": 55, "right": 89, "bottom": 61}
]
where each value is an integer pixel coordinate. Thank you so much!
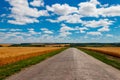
[
  {"left": 82, "top": 47, "right": 120, "bottom": 57},
  {"left": 0, "top": 47, "right": 62, "bottom": 66}
]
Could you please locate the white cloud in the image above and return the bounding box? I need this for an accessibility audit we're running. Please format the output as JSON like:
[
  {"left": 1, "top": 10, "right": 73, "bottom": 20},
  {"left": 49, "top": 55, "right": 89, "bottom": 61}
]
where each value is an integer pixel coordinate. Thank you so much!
[
  {"left": 78, "top": 0, "right": 100, "bottom": 17},
  {"left": 46, "top": 19, "right": 59, "bottom": 23},
  {"left": 6, "top": 0, "right": 49, "bottom": 25},
  {"left": 82, "top": 19, "right": 113, "bottom": 28},
  {"left": 75, "top": 26, "right": 88, "bottom": 33},
  {"left": 60, "top": 31, "right": 72, "bottom": 37},
  {"left": 41, "top": 28, "right": 53, "bottom": 34},
  {"left": 78, "top": 0, "right": 120, "bottom": 17},
  {"left": 9, "top": 29, "right": 22, "bottom": 32},
  {"left": 0, "top": 14, "right": 6, "bottom": 17},
  {"left": 0, "top": 29, "right": 42, "bottom": 43},
  {"left": 5, "top": 0, "right": 120, "bottom": 25},
  {"left": 47, "top": 0, "right": 120, "bottom": 20},
  {"left": 60, "top": 24, "right": 74, "bottom": 32},
  {"left": 46, "top": 3, "right": 78, "bottom": 15},
  {"left": 30, "top": 0, "right": 44, "bottom": 7},
  {"left": 8, "top": 17, "right": 39, "bottom": 25},
  {"left": 106, "top": 34, "right": 113, "bottom": 37},
  {"left": 0, "top": 30, "right": 51, "bottom": 43},
  {"left": 0, "top": 31, "right": 26, "bottom": 43},
  {"left": 47, "top": 14, "right": 82, "bottom": 23},
  {"left": 87, "top": 31, "right": 102, "bottom": 36},
  {"left": 98, "top": 26, "right": 110, "bottom": 32},
  {"left": 46, "top": 0, "right": 118, "bottom": 31},
  {"left": 0, "top": 29, "right": 7, "bottom": 31},
  {"left": 59, "top": 24, "right": 74, "bottom": 37},
  {"left": 28, "top": 28, "right": 41, "bottom": 35},
  {"left": 100, "top": 5, "right": 120, "bottom": 17},
  {"left": 28, "top": 28, "right": 34, "bottom": 31},
  {"left": 59, "top": 24, "right": 89, "bottom": 36},
  {"left": 0, "top": 14, "right": 7, "bottom": 23},
  {"left": 2, "top": 0, "right": 120, "bottom": 43}
]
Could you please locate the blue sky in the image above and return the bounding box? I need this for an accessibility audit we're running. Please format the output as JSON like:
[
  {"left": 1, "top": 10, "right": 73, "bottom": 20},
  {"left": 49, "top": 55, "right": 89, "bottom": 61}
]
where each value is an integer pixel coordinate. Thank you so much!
[{"left": 0, "top": 0, "right": 120, "bottom": 43}]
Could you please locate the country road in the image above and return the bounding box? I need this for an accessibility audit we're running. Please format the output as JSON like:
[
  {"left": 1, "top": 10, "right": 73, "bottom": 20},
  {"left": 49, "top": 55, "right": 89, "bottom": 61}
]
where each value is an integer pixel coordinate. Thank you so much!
[{"left": 6, "top": 48, "right": 120, "bottom": 80}]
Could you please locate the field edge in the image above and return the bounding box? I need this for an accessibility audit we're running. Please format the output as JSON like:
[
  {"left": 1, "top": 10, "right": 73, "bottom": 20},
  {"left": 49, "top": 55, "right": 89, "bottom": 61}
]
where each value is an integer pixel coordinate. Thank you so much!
[
  {"left": 0, "top": 48, "right": 67, "bottom": 80},
  {"left": 78, "top": 48, "right": 120, "bottom": 70}
]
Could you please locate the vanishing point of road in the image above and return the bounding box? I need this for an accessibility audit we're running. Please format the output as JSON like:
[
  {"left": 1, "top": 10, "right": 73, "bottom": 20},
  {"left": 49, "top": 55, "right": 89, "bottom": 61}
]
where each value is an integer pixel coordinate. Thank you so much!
[{"left": 6, "top": 48, "right": 120, "bottom": 80}]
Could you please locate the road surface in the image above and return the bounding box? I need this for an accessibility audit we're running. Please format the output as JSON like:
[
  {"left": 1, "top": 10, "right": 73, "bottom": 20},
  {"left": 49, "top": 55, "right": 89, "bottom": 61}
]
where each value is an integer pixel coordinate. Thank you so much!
[{"left": 6, "top": 48, "right": 120, "bottom": 80}]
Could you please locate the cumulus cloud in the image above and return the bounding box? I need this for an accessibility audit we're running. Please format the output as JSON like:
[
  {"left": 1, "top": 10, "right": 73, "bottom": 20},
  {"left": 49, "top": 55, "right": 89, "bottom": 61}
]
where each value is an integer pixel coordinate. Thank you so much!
[
  {"left": 78, "top": 0, "right": 100, "bottom": 17},
  {"left": 98, "top": 26, "right": 110, "bottom": 32},
  {"left": 87, "top": 31, "right": 102, "bottom": 36},
  {"left": 6, "top": 0, "right": 49, "bottom": 25},
  {"left": 0, "top": 30, "right": 73, "bottom": 43},
  {"left": 82, "top": 19, "right": 114, "bottom": 28},
  {"left": 46, "top": 4, "right": 78, "bottom": 15},
  {"left": 30, "top": 0, "right": 44, "bottom": 7},
  {"left": 47, "top": 0, "right": 120, "bottom": 23},
  {"left": 9, "top": 29, "right": 22, "bottom": 32},
  {"left": 78, "top": 0, "right": 120, "bottom": 17},
  {"left": 47, "top": 14, "right": 82, "bottom": 23},
  {"left": 59, "top": 24, "right": 74, "bottom": 37},
  {"left": 28, "top": 28, "right": 41, "bottom": 35},
  {"left": 75, "top": 26, "right": 88, "bottom": 33},
  {"left": 41, "top": 28, "right": 53, "bottom": 34},
  {"left": 100, "top": 5, "right": 120, "bottom": 17},
  {"left": 59, "top": 24, "right": 89, "bottom": 37},
  {"left": 46, "top": 0, "right": 120, "bottom": 36},
  {"left": 3, "top": 0, "right": 120, "bottom": 43},
  {"left": 5, "top": 0, "right": 120, "bottom": 26}
]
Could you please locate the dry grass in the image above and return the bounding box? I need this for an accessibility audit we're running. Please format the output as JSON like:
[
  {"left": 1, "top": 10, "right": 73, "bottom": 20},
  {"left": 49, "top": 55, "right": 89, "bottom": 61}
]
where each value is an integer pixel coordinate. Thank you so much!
[
  {"left": 82, "top": 47, "right": 120, "bottom": 57},
  {"left": 0, "top": 47, "right": 62, "bottom": 66}
]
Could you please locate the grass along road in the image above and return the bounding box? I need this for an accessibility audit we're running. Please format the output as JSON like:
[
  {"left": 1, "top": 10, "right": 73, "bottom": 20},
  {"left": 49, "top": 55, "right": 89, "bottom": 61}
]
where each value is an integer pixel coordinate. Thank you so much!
[
  {"left": 0, "top": 48, "right": 66, "bottom": 80},
  {"left": 79, "top": 48, "right": 120, "bottom": 70},
  {"left": 80, "top": 47, "right": 120, "bottom": 57}
]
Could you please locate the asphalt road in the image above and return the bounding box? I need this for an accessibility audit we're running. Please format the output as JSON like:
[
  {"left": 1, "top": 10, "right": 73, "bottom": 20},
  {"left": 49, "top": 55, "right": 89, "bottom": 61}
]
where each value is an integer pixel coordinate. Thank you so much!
[{"left": 6, "top": 48, "right": 120, "bottom": 80}]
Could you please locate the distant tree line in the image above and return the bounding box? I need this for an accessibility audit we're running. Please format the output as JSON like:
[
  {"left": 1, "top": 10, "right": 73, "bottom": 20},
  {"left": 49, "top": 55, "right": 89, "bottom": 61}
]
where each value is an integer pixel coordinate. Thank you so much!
[
  {"left": 10, "top": 43, "right": 45, "bottom": 47},
  {"left": 69, "top": 43, "right": 120, "bottom": 47},
  {"left": 1, "top": 43, "right": 120, "bottom": 47}
]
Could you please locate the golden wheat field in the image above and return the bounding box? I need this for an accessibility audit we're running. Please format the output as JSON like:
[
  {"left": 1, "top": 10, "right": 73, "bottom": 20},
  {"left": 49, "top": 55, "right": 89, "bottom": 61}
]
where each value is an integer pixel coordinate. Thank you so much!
[
  {"left": 0, "top": 47, "right": 62, "bottom": 66},
  {"left": 82, "top": 47, "right": 120, "bottom": 57}
]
